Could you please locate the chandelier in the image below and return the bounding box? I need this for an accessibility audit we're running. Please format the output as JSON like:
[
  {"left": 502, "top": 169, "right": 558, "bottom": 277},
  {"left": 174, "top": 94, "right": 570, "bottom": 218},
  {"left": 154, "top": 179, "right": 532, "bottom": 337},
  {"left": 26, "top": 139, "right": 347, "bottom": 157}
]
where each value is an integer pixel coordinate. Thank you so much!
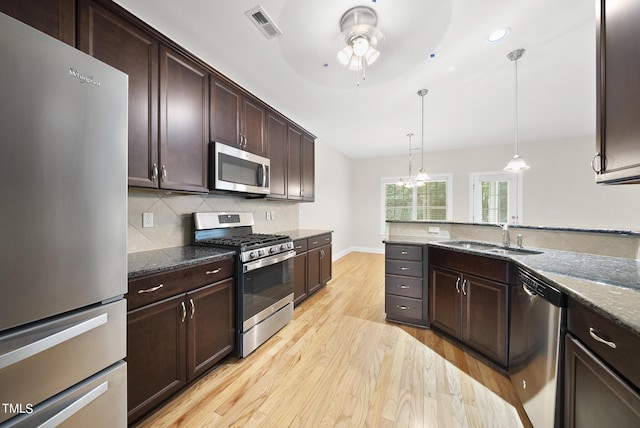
[{"left": 336, "top": 6, "right": 383, "bottom": 86}]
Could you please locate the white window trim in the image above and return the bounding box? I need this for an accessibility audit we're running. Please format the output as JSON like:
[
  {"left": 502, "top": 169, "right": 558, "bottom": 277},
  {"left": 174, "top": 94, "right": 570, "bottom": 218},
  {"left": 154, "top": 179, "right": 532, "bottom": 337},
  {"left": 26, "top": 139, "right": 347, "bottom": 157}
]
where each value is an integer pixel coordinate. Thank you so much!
[
  {"left": 381, "top": 173, "right": 453, "bottom": 234},
  {"left": 469, "top": 171, "right": 523, "bottom": 224}
]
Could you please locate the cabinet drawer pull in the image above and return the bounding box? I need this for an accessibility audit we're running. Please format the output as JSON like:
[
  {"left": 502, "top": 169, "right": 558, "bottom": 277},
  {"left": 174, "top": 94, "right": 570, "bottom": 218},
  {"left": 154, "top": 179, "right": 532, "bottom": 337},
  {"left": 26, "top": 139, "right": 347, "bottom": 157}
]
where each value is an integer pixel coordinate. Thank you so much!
[
  {"left": 397, "top": 285, "right": 410, "bottom": 289},
  {"left": 455, "top": 277, "right": 460, "bottom": 293},
  {"left": 325, "top": 237, "right": 331, "bottom": 241},
  {"left": 138, "top": 284, "right": 164, "bottom": 294},
  {"left": 206, "top": 268, "right": 222, "bottom": 275},
  {"left": 396, "top": 305, "right": 410, "bottom": 310},
  {"left": 181, "top": 301, "right": 186, "bottom": 323},
  {"left": 295, "top": 245, "right": 303, "bottom": 249},
  {"left": 190, "top": 298, "right": 195, "bottom": 320},
  {"left": 400, "top": 251, "right": 409, "bottom": 255},
  {"left": 311, "top": 240, "right": 319, "bottom": 245},
  {"left": 589, "top": 328, "right": 617, "bottom": 349},
  {"left": 399, "top": 267, "right": 410, "bottom": 271}
]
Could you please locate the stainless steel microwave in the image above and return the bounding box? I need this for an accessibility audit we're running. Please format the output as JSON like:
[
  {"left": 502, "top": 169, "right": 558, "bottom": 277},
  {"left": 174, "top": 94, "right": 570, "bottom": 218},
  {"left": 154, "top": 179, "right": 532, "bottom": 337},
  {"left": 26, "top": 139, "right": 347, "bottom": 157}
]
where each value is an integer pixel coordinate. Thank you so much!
[{"left": 209, "top": 142, "right": 270, "bottom": 195}]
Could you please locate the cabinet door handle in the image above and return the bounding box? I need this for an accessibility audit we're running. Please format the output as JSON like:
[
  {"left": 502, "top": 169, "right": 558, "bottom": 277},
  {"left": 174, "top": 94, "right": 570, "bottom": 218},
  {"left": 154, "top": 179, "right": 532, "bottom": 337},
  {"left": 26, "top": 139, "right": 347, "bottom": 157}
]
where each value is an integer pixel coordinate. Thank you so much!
[
  {"left": 181, "top": 301, "right": 186, "bottom": 323},
  {"left": 161, "top": 165, "right": 167, "bottom": 183},
  {"left": 137, "top": 284, "right": 164, "bottom": 294},
  {"left": 591, "top": 153, "right": 602, "bottom": 174},
  {"left": 396, "top": 305, "right": 410, "bottom": 310},
  {"left": 151, "top": 163, "right": 158, "bottom": 182},
  {"left": 589, "top": 328, "right": 617, "bottom": 349},
  {"left": 462, "top": 279, "right": 467, "bottom": 296},
  {"left": 320, "top": 249, "right": 325, "bottom": 258},
  {"left": 455, "top": 277, "right": 461, "bottom": 293},
  {"left": 190, "top": 298, "right": 195, "bottom": 320},
  {"left": 206, "top": 268, "right": 222, "bottom": 275},
  {"left": 397, "top": 285, "right": 410, "bottom": 289}
]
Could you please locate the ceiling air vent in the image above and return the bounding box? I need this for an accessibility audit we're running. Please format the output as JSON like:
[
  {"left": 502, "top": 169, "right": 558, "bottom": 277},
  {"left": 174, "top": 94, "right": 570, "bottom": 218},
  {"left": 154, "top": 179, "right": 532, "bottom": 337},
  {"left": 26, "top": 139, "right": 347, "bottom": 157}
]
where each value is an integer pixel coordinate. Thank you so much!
[{"left": 245, "top": 6, "right": 282, "bottom": 39}]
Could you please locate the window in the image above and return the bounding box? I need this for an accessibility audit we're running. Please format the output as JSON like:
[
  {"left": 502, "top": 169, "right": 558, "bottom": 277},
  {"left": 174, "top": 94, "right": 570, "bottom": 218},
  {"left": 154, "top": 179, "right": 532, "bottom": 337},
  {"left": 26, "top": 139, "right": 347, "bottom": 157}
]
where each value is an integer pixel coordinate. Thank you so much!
[
  {"left": 382, "top": 175, "right": 452, "bottom": 231},
  {"left": 470, "top": 172, "right": 522, "bottom": 224}
]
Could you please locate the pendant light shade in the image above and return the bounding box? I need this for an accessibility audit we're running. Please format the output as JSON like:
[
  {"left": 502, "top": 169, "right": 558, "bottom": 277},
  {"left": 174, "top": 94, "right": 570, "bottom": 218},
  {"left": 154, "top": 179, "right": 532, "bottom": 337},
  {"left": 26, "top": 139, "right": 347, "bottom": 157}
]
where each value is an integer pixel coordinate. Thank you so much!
[{"left": 504, "top": 49, "right": 530, "bottom": 172}]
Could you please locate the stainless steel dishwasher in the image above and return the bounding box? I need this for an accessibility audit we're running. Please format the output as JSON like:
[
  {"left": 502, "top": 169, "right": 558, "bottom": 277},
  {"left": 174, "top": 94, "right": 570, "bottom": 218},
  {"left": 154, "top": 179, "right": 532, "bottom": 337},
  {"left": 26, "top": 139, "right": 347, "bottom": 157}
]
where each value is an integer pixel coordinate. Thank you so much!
[{"left": 509, "top": 267, "right": 566, "bottom": 428}]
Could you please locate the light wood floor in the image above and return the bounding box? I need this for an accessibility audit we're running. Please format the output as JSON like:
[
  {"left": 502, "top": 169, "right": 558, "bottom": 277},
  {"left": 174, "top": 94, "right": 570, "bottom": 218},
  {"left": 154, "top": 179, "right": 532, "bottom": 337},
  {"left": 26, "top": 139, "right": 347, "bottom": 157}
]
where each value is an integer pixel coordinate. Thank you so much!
[{"left": 135, "top": 252, "right": 532, "bottom": 427}]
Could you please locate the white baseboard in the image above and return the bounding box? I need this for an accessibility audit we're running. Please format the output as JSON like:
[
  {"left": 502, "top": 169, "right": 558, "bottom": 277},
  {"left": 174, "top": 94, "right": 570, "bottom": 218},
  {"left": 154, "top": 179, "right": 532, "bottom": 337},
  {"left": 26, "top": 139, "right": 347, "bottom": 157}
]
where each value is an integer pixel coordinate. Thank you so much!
[{"left": 332, "top": 246, "right": 384, "bottom": 261}]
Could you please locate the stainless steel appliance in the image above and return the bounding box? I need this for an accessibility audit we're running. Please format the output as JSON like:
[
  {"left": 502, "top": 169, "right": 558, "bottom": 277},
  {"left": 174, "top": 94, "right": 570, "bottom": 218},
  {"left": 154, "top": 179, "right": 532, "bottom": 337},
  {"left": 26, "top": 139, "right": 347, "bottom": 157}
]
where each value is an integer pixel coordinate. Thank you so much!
[
  {"left": 193, "top": 212, "right": 294, "bottom": 357},
  {"left": 0, "top": 13, "right": 128, "bottom": 427},
  {"left": 509, "top": 267, "right": 566, "bottom": 428},
  {"left": 209, "top": 142, "right": 270, "bottom": 195}
]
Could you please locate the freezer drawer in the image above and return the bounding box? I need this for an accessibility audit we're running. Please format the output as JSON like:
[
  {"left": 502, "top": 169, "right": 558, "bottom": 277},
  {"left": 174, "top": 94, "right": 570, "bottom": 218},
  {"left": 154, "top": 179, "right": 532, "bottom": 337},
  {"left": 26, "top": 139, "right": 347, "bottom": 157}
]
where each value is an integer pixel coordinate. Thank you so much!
[
  {"left": 0, "top": 300, "right": 126, "bottom": 423},
  {"left": 3, "top": 360, "right": 127, "bottom": 427}
]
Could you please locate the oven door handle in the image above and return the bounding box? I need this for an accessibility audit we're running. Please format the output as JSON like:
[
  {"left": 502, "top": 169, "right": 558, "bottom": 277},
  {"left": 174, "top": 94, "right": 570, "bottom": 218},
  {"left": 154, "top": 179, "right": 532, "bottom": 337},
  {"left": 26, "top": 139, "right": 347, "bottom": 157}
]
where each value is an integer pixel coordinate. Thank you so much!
[{"left": 243, "top": 250, "right": 296, "bottom": 273}]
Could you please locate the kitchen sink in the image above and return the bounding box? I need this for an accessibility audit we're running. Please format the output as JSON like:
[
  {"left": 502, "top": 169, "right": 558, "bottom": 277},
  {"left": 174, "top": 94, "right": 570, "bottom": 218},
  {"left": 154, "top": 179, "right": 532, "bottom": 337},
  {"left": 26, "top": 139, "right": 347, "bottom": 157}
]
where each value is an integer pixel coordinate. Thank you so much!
[
  {"left": 441, "top": 240, "right": 543, "bottom": 255},
  {"left": 484, "top": 247, "right": 543, "bottom": 255}
]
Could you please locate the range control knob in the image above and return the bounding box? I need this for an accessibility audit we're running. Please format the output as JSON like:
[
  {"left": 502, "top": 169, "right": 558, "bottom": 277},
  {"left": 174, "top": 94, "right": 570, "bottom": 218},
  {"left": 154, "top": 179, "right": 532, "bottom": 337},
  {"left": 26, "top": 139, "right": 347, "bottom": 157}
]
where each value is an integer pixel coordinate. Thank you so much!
[
  {"left": 280, "top": 244, "right": 287, "bottom": 251},
  {"left": 270, "top": 246, "right": 278, "bottom": 254},
  {"left": 249, "top": 251, "right": 257, "bottom": 259}
]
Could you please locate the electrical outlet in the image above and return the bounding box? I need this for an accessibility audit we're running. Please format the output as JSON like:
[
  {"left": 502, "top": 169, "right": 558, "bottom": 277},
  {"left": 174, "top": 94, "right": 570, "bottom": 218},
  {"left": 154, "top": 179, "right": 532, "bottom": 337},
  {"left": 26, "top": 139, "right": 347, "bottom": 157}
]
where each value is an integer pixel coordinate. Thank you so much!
[
  {"left": 270, "top": 210, "right": 276, "bottom": 220},
  {"left": 266, "top": 211, "right": 271, "bottom": 221},
  {"left": 142, "top": 212, "right": 154, "bottom": 228},
  {"left": 428, "top": 226, "right": 440, "bottom": 234}
]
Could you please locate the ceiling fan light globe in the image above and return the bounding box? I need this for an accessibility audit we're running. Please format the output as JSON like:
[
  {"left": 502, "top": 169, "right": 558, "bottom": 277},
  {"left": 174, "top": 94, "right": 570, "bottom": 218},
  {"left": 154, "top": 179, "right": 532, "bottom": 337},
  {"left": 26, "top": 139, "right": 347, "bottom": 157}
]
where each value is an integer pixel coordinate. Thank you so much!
[
  {"left": 352, "top": 36, "right": 370, "bottom": 57},
  {"left": 347, "top": 55, "right": 361, "bottom": 70},
  {"left": 337, "top": 45, "right": 353, "bottom": 65},
  {"left": 365, "top": 47, "right": 380, "bottom": 64}
]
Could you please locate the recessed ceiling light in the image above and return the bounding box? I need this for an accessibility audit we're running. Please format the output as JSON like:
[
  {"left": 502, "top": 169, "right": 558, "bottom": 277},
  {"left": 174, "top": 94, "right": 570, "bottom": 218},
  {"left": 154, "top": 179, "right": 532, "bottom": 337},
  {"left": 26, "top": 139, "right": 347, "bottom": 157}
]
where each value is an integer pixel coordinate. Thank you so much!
[{"left": 487, "top": 27, "right": 511, "bottom": 43}]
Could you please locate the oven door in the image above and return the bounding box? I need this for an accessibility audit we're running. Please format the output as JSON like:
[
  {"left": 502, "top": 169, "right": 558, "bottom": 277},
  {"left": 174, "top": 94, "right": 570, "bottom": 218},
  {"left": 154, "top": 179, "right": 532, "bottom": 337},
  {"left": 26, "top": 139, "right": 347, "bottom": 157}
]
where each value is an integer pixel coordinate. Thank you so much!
[
  {"left": 241, "top": 251, "right": 295, "bottom": 332},
  {"left": 210, "top": 142, "right": 270, "bottom": 194}
]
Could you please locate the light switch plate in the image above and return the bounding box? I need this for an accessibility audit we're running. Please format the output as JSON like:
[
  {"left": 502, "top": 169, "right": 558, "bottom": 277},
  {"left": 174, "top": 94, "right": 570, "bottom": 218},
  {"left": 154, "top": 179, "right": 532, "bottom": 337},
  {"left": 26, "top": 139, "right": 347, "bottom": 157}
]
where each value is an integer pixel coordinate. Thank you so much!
[{"left": 428, "top": 226, "right": 440, "bottom": 234}]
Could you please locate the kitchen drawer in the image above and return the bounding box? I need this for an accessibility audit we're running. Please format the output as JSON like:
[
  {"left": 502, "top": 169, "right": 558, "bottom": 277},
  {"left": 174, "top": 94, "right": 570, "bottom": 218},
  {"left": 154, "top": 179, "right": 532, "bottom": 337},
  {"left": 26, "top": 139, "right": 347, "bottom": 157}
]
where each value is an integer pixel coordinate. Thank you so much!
[
  {"left": 385, "top": 274, "right": 423, "bottom": 299},
  {"left": 385, "top": 295, "right": 423, "bottom": 321},
  {"left": 307, "top": 233, "right": 332, "bottom": 250},
  {"left": 568, "top": 298, "right": 640, "bottom": 388},
  {"left": 293, "top": 238, "right": 307, "bottom": 254},
  {"left": 385, "top": 259, "right": 423, "bottom": 278},
  {"left": 127, "top": 257, "right": 234, "bottom": 310},
  {"left": 385, "top": 244, "right": 423, "bottom": 261}
]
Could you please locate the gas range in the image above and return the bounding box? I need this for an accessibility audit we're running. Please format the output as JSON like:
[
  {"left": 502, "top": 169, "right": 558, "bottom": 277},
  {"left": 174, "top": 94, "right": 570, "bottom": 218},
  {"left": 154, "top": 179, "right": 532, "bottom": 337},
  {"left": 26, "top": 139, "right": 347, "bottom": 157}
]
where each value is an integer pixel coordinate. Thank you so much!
[{"left": 192, "top": 211, "right": 296, "bottom": 358}]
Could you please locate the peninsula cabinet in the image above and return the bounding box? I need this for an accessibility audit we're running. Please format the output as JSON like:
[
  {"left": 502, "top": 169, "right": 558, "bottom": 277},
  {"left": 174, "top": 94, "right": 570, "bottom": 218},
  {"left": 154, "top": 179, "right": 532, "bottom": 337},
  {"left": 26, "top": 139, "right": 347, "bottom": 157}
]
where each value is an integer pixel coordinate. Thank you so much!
[
  {"left": 384, "top": 244, "right": 428, "bottom": 327},
  {"left": 594, "top": 0, "right": 640, "bottom": 184},
  {"left": 210, "top": 77, "right": 267, "bottom": 157},
  {"left": 428, "top": 247, "right": 510, "bottom": 367},
  {"left": 564, "top": 298, "right": 640, "bottom": 427},
  {"left": 79, "top": 0, "right": 208, "bottom": 193},
  {"left": 0, "top": 0, "right": 75, "bottom": 46},
  {"left": 126, "top": 257, "right": 235, "bottom": 424}
]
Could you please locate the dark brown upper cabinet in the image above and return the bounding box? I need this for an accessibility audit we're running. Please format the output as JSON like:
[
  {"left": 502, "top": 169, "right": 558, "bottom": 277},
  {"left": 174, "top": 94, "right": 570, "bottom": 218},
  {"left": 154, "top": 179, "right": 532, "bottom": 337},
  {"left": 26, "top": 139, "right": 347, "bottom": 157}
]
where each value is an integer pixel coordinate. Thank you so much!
[
  {"left": 287, "top": 125, "right": 315, "bottom": 202},
  {"left": 266, "top": 110, "right": 288, "bottom": 199},
  {"left": 0, "top": 0, "right": 75, "bottom": 46},
  {"left": 210, "top": 77, "right": 267, "bottom": 157},
  {"left": 594, "top": 0, "right": 640, "bottom": 184},
  {"left": 79, "top": 0, "right": 208, "bottom": 193}
]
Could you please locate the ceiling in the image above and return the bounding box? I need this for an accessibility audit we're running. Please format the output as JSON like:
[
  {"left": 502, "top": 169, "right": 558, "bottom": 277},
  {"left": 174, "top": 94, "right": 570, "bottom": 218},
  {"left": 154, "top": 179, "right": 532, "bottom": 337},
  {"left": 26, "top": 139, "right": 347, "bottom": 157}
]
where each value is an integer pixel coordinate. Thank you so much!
[{"left": 114, "top": 0, "right": 596, "bottom": 160}]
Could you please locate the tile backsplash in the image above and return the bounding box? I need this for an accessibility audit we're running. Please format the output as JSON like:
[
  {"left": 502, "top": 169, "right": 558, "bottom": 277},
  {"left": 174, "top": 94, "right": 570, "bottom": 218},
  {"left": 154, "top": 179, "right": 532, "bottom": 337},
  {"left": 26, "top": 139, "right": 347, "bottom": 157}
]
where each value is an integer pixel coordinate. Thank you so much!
[{"left": 128, "top": 191, "right": 299, "bottom": 253}]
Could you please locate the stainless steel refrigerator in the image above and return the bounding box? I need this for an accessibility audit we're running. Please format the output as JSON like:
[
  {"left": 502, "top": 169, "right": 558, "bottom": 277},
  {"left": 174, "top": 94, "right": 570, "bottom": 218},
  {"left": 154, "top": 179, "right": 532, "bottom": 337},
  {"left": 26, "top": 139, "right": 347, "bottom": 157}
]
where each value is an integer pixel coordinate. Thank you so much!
[{"left": 0, "top": 12, "right": 128, "bottom": 427}]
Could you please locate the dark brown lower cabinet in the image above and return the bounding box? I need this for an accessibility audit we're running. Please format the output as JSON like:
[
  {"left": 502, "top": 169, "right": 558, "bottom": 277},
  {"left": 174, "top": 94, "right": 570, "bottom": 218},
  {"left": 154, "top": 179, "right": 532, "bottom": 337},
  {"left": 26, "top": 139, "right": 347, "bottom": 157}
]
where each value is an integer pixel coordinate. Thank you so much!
[
  {"left": 428, "top": 247, "right": 510, "bottom": 367},
  {"left": 126, "top": 260, "right": 235, "bottom": 424},
  {"left": 292, "top": 233, "right": 332, "bottom": 306},
  {"left": 564, "top": 334, "right": 640, "bottom": 427}
]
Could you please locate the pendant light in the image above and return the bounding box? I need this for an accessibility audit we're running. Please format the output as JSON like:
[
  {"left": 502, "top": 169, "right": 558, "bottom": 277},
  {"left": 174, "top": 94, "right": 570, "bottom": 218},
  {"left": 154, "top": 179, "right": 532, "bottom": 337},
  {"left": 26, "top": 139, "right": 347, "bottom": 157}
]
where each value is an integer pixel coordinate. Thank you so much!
[
  {"left": 415, "top": 89, "right": 429, "bottom": 185},
  {"left": 397, "top": 133, "right": 415, "bottom": 187},
  {"left": 504, "top": 49, "right": 530, "bottom": 172}
]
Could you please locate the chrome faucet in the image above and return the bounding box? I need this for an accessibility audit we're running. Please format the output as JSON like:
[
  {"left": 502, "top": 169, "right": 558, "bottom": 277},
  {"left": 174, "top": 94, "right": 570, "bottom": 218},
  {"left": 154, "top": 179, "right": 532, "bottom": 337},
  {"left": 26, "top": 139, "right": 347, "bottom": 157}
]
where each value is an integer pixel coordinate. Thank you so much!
[{"left": 501, "top": 223, "right": 510, "bottom": 248}]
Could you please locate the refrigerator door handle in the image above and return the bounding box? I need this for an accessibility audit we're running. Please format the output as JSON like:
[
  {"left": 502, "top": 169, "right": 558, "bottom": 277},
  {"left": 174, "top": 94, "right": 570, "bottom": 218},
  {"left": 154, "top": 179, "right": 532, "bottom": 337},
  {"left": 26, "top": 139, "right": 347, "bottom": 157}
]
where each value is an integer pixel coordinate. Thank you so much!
[
  {"left": 0, "top": 313, "right": 108, "bottom": 370},
  {"left": 38, "top": 381, "right": 109, "bottom": 428}
]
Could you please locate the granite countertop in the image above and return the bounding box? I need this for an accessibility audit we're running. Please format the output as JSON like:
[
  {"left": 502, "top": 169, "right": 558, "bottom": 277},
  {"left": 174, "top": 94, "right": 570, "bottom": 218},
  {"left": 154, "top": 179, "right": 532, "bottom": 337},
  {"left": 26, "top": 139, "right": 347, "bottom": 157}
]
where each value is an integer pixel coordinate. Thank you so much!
[
  {"left": 278, "top": 229, "right": 333, "bottom": 240},
  {"left": 128, "top": 246, "right": 236, "bottom": 279},
  {"left": 385, "top": 236, "right": 640, "bottom": 336}
]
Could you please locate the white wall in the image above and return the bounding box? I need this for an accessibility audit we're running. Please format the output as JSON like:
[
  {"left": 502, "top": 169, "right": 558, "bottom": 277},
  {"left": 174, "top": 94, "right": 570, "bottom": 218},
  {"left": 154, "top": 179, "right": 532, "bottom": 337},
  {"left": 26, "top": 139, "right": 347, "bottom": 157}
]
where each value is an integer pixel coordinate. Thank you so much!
[
  {"left": 299, "top": 140, "right": 353, "bottom": 260},
  {"left": 351, "top": 135, "right": 640, "bottom": 252}
]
